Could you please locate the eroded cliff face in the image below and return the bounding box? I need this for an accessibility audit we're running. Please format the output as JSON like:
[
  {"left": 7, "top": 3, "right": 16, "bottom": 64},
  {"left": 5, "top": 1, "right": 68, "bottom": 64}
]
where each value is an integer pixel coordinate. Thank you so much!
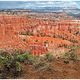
[{"left": 0, "top": 15, "right": 80, "bottom": 56}]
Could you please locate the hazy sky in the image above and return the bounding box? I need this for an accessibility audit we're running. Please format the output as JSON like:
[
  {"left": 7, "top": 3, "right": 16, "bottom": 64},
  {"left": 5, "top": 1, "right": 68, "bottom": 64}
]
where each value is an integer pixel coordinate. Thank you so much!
[
  {"left": 0, "top": 0, "right": 80, "bottom": 1},
  {"left": 0, "top": 0, "right": 80, "bottom": 10}
]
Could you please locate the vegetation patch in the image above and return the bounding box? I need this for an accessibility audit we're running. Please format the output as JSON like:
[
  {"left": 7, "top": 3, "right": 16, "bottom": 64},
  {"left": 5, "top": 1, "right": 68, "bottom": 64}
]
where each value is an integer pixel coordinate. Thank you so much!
[{"left": 0, "top": 51, "right": 22, "bottom": 79}]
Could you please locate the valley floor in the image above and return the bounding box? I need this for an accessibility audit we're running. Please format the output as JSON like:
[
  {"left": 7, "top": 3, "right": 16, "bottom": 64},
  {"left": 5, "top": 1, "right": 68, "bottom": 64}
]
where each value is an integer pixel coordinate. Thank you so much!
[{"left": 18, "top": 58, "right": 80, "bottom": 79}]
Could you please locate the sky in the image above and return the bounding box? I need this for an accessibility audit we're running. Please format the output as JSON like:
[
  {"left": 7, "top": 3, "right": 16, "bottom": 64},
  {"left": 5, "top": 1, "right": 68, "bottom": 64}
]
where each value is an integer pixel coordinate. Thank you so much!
[
  {"left": 0, "top": 0, "right": 80, "bottom": 10},
  {"left": 0, "top": 0, "right": 80, "bottom": 1}
]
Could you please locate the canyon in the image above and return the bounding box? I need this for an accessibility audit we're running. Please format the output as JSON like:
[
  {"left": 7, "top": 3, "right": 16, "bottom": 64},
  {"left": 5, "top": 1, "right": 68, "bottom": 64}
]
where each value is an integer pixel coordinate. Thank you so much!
[{"left": 0, "top": 11, "right": 80, "bottom": 57}]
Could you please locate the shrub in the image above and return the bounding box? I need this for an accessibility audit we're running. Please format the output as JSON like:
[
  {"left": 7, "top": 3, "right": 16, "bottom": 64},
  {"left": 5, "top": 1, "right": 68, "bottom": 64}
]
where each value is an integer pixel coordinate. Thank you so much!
[
  {"left": 17, "top": 52, "right": 29, "bottom": 62},
  {"left": 33, "top": 59, "right": 50, "bottom": 71},
  {"left": 69, "top": 51, "right": 77, "bottom": 61},
  {"left": 24, "top": 55, "right": 34, "bottom": 65},
  {"left": 31, "top": 55, "right": 53, "bottom": 71},
  {"left": 16, "top": 62, "right": 21, "bottom": 72},
  {"left": 63, "top": 60, "right": 69, "bottom": 64},
  {"left": 0, "top": 52, "right": 22, "bottom": 78},
  {"left": 63, "top": 53, "right": 69, "bottom": 59},
  {"left": 17, "top": 52, "right": 34, "bottom": 63},
  {"left": 70, "top": 46, "right": 80, "bottom": 50},
  {"left": 44, "top": 53, "right": 54, "bottom": 62},
  {"left": 63, "top": 50, "right": 78, "bottom": 62}
]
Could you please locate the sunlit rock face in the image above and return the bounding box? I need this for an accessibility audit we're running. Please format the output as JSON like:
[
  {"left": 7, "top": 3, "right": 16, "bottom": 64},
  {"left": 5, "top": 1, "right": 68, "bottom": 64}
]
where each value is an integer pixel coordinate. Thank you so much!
[
  {"left": 0, "top": 1, "right": 80, "bottom": 56},
  {"left": 0, "top": 14, "right": 80, "bottom": 56},
  {"left": 0, "top": 1, "right": 80, "bottom": 13}
]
